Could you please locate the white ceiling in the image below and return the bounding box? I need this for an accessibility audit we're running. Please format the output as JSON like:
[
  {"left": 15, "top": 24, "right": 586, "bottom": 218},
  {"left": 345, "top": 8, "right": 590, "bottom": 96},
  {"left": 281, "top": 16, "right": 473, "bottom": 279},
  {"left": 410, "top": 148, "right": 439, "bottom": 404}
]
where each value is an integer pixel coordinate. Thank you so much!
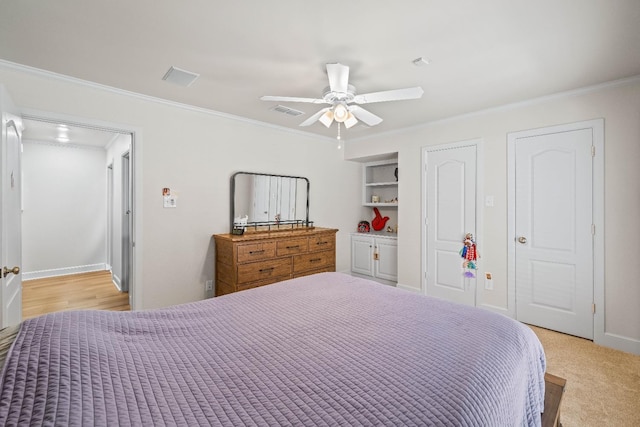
[{"left": 2, "top": 1, "right": 640, "bottom": 142}]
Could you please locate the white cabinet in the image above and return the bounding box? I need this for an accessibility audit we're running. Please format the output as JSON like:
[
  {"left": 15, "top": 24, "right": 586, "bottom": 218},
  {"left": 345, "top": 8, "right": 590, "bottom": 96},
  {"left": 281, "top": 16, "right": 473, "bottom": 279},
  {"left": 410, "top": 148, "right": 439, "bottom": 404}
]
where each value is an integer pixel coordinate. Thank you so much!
[
  {"left": 363, "top": 159, "right": 398, "bottom": 207},
  {"left": 351, "top": 233, "right": 398, "bottom": 284}
]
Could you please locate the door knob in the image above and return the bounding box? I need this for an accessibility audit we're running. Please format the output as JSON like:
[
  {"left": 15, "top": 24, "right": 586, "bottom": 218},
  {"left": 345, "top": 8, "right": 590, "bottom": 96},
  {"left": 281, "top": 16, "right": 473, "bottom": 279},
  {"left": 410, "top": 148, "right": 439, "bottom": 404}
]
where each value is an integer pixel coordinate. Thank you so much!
[
  {"left": 518, "top": 236, "right": 527, "bottom": 244},
  {"left": 2, "top": 266, "right": 20, "bottom": 277}
]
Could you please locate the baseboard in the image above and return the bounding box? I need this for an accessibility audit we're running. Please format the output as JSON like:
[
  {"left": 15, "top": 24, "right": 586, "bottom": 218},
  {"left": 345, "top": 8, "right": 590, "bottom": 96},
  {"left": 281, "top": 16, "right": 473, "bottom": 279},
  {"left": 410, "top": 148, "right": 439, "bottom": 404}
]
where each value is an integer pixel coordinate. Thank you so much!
[
  {"left": 23, "top": 263, "right": 108, "bottom": 281},
  {"left": 597, "top": 331, "right": 640, "bottom": 356},
  {"left": 112, "top": 273, "right": 122, "bottom": 292}
]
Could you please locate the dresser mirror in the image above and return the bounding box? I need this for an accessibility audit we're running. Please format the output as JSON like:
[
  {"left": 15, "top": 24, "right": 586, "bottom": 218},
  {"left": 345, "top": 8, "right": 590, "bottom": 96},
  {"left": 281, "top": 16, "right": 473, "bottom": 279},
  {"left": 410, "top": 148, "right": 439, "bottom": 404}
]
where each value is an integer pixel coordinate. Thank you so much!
[{"left": 231, "top": 172, "right": 311, "bottom": 233}]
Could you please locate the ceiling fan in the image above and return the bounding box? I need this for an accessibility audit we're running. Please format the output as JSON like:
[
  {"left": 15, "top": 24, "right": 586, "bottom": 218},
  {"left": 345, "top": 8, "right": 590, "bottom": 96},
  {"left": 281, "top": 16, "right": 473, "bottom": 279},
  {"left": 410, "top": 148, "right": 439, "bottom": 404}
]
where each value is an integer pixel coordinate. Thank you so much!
[{"left": 261, "top": 63, "right": 424, "bottom": 132}]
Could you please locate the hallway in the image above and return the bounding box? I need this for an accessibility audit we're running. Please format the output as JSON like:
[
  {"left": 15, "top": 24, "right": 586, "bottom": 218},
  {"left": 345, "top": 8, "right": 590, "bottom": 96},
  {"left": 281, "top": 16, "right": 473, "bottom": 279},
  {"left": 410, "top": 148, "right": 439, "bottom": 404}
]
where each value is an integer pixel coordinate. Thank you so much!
[{"left": 22, "top": 271, "right": 130, "bottom": 319}]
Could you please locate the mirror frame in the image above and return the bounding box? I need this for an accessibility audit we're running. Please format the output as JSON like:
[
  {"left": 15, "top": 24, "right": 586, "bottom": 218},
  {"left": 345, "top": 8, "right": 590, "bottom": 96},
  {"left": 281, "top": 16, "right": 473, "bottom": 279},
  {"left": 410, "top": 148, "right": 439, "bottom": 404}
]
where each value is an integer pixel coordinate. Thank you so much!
[{"left": 230, "top": 171, "right": 311, "bottom": 233}]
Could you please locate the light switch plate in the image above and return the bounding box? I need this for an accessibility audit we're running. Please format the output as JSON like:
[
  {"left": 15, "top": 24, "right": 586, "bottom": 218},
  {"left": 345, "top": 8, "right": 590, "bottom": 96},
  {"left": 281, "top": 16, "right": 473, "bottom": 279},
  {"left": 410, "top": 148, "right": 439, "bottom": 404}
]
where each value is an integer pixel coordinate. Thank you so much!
[
  {"left": 485, "top": 272, "right": 493, "bottom": 290},
  {"left": 163, "top": 195, "right": 177, "bottom": 208}
]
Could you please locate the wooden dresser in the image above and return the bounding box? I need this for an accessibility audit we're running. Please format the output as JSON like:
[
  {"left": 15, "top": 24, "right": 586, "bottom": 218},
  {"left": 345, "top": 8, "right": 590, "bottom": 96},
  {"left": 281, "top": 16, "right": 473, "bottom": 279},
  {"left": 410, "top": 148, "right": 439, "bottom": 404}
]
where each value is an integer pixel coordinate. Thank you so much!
[{"left": 213, "top": 227, "right": 338, "bottom": 296}]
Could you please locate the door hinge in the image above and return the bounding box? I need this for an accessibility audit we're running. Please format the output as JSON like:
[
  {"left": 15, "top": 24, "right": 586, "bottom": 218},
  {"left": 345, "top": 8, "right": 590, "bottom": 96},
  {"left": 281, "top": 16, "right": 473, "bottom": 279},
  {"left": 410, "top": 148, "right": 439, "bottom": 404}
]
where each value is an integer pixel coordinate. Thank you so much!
[
  {"left": 592, "top": 303, "right": 596, "bottom": 314},
  {"left": 591, "top": 224, "right": 596, "bottom": 235},
  {"left": 591, "top": 146, "right": 596, "bottom": 157}
]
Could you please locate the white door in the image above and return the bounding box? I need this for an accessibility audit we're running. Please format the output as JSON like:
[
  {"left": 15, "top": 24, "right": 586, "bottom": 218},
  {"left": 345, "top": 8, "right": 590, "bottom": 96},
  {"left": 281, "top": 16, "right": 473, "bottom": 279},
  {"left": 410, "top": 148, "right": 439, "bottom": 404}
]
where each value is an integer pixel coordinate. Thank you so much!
[
  {"left": 375, "top": 237, "right": 398, "bottom": 281},
  {"left": 351, "top": 235, "right": 374, "bottom": 276},
  {"left": 512, "top": 127, "right": 594, "bottom": 339},
  {"left": 1, "top": 87, "right": 23, "bottom": 327},
  {"left": 424, "top": 143, "right": 478, "bottom": 306}
]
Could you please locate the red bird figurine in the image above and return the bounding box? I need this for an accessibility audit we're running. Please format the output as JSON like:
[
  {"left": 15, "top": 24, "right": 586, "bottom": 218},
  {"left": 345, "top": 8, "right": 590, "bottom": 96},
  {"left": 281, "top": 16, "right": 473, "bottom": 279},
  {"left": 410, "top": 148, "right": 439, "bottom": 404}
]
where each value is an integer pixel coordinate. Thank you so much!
[{"left": 371, "top": 207, "right": 390, "bottom": 231}]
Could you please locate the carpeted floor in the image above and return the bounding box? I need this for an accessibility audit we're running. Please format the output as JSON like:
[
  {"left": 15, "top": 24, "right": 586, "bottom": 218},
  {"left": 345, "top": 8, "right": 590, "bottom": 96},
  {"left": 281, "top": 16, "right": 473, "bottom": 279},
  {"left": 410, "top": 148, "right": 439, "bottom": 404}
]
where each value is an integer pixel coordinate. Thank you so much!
[{"left": 528, "top": 325, "right": 640, "bottom": 426}]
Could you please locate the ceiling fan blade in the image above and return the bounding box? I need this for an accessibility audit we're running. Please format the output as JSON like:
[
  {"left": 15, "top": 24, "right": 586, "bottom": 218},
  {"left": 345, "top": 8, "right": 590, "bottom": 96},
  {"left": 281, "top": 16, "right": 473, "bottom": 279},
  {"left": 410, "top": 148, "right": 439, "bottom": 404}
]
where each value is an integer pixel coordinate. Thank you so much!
[
  {"left": 349, "top": 105, "right": 383, "bottom": 126},
  {"left": 260, "top": 95, "right": 326, "bottom": 104},
  {"left": 326, "top": 63, "right": 349, "bottom": 94},
  {"left": 299, "top": 107, "right": 331, "bottom": 127},
  {"left": 353, "top": 86, "right": 424, "bottom": 104}
]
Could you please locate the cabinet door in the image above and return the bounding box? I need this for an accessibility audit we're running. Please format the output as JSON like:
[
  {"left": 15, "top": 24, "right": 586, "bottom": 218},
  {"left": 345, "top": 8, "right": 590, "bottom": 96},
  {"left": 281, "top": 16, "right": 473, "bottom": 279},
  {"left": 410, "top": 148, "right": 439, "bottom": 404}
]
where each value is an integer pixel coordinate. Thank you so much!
[
  {"left": 351, "top": 235, "right": 374, "bottom": 276},
  {"left": 375, "top": 238, "right": 398, "bottom": 281}
]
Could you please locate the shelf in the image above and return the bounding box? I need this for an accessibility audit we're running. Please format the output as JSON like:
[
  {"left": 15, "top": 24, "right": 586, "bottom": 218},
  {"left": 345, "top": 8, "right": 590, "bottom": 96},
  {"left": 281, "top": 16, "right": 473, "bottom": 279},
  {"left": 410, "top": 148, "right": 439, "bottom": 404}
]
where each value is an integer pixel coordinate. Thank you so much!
[
  {"left": 364, "top": 203, "right": 398, "bottom": 207},
  {"left": 365, "top": 181, "right": 398, "bottom": 187},
  {"left": 363, "top": 158, "right": 398, "bottom": 207}
]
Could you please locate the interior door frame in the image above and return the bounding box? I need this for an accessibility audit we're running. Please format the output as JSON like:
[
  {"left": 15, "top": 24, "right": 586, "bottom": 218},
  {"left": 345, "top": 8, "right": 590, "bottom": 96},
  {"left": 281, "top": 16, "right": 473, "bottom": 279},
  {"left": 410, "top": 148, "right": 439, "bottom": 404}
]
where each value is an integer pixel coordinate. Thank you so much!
[
  {"left": 20, "top": 107, "right": 143, "bottom": 310},
  {"left": 507, "top": 119, "right": 604, "bottom": 341},
  {"left": 421, "top": 138, "right": 484, "bottom": 301}
]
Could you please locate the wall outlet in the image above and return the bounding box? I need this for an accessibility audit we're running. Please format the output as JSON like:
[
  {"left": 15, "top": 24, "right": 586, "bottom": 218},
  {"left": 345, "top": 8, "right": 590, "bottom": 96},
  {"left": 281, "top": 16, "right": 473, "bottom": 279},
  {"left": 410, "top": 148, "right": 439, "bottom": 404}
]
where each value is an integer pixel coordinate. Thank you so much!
[
  {"left": 205, "top": 280, "right": 213, "bottom": 291},
  {"left": 484, "top": 272, "right": 493, "bottom": 290}
]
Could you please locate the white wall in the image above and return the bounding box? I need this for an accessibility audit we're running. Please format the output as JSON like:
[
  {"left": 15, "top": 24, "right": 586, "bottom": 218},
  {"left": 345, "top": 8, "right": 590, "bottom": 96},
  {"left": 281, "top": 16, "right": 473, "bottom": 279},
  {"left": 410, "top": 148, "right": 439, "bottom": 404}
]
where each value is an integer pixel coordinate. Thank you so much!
[
  {"left": 345, "top": 78, "right": 640, "bottom": 353},
  {"left": 21, "top": 141, "right": 107, "bottom": 277},
  {"left": 0, "top": 63, "right": 362, "bottom": 309}
]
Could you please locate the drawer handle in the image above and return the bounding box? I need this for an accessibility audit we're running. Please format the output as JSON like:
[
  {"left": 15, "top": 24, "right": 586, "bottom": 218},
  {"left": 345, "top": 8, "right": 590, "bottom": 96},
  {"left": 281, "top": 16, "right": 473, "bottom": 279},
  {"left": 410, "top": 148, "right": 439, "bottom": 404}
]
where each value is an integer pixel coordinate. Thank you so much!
[
  {"left": 286, "top": 245, "right": 300, "bottom": 249},
  {"left": 249, "top": 250, "right": 265, "bottom": 255},
  {"left": 259, "top": 267, "right": 275, "bottom": 273},
  {"left": 316, "top": 241, "right": 328, "bottom": 245},
  {"left": 310, "top": 258, "right": 322, "bottom": 263}
]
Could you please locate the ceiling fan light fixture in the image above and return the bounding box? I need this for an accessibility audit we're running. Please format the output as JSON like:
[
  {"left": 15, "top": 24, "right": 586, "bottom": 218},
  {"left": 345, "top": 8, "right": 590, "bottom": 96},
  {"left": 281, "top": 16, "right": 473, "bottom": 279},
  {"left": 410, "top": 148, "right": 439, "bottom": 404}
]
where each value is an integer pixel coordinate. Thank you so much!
[
  {"left": 344, "top": 112, "right": 358, "bottom": 129},
  {"left": 333, "top": 103, "right": 349, "bottom": 122},
  {"left": 319, "top": 110, "right": 334, "bottom": 127}
]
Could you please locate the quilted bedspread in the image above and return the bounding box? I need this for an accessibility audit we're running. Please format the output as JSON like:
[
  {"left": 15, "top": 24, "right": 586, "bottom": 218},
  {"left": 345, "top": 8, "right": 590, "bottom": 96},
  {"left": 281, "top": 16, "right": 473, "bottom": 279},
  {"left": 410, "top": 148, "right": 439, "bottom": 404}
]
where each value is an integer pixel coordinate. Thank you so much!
[{"left": 0, "top": 272, "right": 545, "bottom": 426}]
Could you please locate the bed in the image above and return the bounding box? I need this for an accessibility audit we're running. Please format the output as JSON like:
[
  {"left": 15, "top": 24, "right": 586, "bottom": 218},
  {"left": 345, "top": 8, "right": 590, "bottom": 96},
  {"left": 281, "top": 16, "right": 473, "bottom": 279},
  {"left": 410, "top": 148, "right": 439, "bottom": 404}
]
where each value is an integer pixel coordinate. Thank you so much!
[{"left": 0, "top": 272, "right": 546, "bottom": 426}]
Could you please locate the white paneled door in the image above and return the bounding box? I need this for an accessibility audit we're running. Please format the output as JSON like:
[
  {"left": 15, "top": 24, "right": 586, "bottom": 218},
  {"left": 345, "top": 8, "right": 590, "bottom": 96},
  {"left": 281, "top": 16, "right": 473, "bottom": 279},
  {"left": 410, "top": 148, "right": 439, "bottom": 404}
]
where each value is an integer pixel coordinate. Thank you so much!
[
  {"left": 512, "top": 126, "right": 595, "bottom": 339},
  {"left": 1, "top": 87, "right": 23, "bottom": 327},
  {"left": 424, "top": 143, "right": 478, "bottom": 306}
]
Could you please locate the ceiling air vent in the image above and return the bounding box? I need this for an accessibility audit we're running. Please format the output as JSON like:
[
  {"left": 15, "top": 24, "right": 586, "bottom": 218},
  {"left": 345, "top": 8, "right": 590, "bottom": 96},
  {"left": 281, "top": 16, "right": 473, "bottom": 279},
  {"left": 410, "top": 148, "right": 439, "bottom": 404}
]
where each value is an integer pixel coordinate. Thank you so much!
[
  {"left": 270, "top": 105, "right": 304, "bottom": 117},
  {"left": 162, "top": 66, "right": 199, "bottom": 87}
]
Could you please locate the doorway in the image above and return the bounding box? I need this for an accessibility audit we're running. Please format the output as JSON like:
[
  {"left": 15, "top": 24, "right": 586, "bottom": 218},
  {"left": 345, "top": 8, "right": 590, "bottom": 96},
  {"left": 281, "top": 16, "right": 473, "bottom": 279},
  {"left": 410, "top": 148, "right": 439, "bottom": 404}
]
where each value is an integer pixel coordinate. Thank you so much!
[
  {"left": 20, "top": 113, "right": 137, "bottom": 315},
  {"left": 422, "top": 139, "right": 483, "bottom": 306},
  {"left": 508, "top": 119, "right": 604, "bottom": 340}
]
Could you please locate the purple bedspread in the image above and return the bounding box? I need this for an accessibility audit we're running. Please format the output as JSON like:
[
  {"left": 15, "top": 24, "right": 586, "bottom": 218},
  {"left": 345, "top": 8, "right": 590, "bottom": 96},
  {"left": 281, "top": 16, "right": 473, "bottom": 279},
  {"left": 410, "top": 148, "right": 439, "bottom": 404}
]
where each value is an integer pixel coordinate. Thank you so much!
[{"left": 0, "top": 272, "right": 545, "bottom": 426}]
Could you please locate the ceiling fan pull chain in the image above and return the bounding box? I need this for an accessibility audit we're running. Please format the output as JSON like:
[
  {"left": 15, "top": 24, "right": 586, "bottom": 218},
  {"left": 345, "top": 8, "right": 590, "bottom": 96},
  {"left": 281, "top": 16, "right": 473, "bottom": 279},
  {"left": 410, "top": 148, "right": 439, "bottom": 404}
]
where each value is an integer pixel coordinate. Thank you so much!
[{"left": 337, "top": 122, "right": 341, "bottom": 140}]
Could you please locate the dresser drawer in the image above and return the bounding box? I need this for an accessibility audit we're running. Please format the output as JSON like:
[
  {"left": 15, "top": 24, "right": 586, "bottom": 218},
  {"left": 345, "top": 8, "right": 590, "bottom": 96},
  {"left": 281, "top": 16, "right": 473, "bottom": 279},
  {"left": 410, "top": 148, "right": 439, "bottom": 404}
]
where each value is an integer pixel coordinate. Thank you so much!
[
  {"left": 237, "top": 258, "right": 292, "bottom": 284},
  {"left": 237, "top": 241, "right": 276, "bottom": 263},
  {"left": 293, "top": 250, "right": 335, "bottom": 273},
  {"left": 276, "top": 238, "right": 309, "bottom": 256},
  {"left": 309, "top": 234, "right": 335, "bottom": 252},
  {"left": 237, "top": 275, "right": 290, "bottom": 292}
]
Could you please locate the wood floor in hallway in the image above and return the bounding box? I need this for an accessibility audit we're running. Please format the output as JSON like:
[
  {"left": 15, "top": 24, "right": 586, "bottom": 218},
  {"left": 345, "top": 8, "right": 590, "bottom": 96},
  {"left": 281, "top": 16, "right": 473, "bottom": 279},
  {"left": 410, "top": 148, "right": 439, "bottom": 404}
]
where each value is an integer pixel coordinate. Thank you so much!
[{"left": 22, "top": 270, "right": 130, "bottom": 320}]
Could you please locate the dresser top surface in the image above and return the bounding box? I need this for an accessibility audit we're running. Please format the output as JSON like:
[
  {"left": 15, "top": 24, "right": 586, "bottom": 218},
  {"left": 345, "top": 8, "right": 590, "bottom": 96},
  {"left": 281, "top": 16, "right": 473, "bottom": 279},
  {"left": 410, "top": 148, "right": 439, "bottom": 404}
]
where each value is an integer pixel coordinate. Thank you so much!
[{"left": 213, "top": 227, "right": 338, "bottom": 243}]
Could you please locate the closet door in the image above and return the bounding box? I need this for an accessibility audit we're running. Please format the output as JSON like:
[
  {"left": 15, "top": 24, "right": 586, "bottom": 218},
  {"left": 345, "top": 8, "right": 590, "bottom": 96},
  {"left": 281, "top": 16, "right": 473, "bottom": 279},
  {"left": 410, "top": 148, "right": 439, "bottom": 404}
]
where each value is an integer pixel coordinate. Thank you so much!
[{"left": 423, "top": 144, "right": 478, "bottom": 307}]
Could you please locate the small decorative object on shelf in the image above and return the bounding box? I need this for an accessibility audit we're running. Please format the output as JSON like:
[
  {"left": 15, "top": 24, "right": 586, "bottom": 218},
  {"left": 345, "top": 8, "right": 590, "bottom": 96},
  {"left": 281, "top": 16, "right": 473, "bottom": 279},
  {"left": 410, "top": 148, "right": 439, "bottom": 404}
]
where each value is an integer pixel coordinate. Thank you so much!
[
  {"left": 394, "top": 167, "right": 398, "bottom": 181},
  {"left": 460, "top": 233, "right": 479, "bottom": 278},
  {"left": 358, "top": 221, "right": 371, "bottom": 233},
  {"left": 372, "top": 207, "right": 390, "bottom": 231}
]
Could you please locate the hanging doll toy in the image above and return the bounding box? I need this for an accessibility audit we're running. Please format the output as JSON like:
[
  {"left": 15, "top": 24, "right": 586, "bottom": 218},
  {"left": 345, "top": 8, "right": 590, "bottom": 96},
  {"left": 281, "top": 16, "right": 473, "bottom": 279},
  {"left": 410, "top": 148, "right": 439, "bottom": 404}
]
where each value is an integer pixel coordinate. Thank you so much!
[{"left": 460, "top": 233, "right": 479, "bottom": 278}]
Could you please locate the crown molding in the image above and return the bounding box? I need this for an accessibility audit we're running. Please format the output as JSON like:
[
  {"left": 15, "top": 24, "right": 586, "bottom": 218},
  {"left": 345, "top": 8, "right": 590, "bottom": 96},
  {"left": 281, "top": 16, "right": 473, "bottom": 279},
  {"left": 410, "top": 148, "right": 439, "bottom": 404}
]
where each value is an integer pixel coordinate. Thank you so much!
[
  {"left": 0, "top": 59, "right": 336, "bottom": 143},
  {"left": 3, "top": 59, "right": 638, "bottom": 146}
]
